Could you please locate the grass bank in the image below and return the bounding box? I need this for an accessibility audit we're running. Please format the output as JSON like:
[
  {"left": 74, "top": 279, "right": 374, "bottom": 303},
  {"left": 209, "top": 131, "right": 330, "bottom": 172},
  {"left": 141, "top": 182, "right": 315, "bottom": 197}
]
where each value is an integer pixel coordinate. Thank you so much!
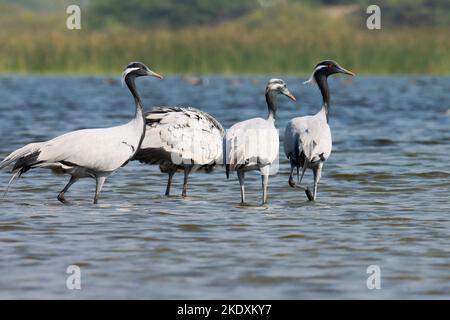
[{"left": 0, "top": 4, "right": 449, "bottom": 75}]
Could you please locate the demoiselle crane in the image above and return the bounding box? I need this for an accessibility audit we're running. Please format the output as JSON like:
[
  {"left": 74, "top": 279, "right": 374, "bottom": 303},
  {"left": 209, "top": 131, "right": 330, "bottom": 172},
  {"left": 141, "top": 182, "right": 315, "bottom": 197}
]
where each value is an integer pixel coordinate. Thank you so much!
[
  {"left": 284, "top": 60, "right": 354, "bottom": 201},
  {"left": 225, "top": 79, "right": 296, "bottom": 205},
  {"left": 133, "top": 107, "right": 224, "bottom": 197},
  {"left": 0, "top": 62, "right": 162, "bottom": 204}
]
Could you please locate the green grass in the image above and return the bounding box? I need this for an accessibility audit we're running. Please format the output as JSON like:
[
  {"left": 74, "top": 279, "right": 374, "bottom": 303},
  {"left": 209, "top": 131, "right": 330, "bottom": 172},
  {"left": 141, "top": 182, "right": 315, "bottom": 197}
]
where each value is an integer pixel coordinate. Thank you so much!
[{"left": 0, "top": 3, "right": 449, "bottom": 75}]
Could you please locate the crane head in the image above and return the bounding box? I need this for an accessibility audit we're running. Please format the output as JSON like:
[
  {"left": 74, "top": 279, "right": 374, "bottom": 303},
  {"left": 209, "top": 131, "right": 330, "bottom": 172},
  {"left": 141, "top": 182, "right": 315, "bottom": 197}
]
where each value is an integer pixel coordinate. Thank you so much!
[
  {"left": 266, "top": 79, "right": 296, "bottom": 101},
  {"left": 122, "top": 62, "right": 163, "bottom": 87},
  {"left": 304, "top": 60, "right": 355, "bottom": 85}
]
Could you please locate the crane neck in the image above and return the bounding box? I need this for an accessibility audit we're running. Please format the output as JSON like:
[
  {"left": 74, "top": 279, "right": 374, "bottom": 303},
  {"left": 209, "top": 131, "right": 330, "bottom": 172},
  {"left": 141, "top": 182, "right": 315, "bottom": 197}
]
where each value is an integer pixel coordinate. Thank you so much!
[
  {"left": 265, "top": 91, "right": 277, "bottom": 122},
  {"left": 315, "top": 73, "right": 330, "bottom": 123},
  {"left": 124, "top": 74, "right": 146, "bottom": 154},
  {"left": 125, "top": 75, "right": 144, "bottom": 121}
]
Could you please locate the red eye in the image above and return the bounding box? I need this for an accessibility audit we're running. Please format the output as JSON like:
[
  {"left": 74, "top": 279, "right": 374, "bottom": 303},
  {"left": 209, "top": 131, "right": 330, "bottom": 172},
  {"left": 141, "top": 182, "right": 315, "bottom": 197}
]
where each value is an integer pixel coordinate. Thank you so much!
[{"left": 328, "top": 64, "right": 333, "bottom": 68}]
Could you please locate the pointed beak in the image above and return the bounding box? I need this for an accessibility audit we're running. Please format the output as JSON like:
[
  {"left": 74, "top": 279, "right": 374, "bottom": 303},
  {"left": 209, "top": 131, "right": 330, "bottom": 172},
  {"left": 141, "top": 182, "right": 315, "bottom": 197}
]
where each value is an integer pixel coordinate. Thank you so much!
[
  {"left": 283, "top": 90, "right": 297, "bottom": 101},
  {"left": 338, "top": 66, "right": 355, "bottom": 76},
  {"left": 148, "top": 70, "right": 163, "bottom": 79}
]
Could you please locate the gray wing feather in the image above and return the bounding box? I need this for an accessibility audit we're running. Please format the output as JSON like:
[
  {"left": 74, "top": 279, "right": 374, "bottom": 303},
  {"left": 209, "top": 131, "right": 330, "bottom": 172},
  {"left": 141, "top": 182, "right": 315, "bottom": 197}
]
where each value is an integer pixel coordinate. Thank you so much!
[{"left": 134, "top": 106, "right": 224, "bottom": 168}]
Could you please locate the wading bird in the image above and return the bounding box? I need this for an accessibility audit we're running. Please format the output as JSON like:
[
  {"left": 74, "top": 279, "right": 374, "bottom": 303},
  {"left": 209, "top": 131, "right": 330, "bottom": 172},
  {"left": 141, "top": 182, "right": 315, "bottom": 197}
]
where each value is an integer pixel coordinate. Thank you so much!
[
  {"left": 133, "top": 107, "right": 224, "bottom": 197},
  {"left": 284, "top": 60, "right": 354, "bottom": 201},
  {"left": 225, "top": 79, "right": 296, "bottom": 205},
  {"left": 0, "top": 62, "right": 162, "bottom": 204}
]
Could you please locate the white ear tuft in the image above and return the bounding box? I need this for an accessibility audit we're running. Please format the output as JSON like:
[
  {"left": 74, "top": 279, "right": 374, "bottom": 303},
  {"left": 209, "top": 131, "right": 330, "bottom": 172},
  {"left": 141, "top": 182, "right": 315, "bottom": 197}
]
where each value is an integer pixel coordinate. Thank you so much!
[
  {"left": 303, "top": 65, "right": 327, "bottom": 85},
  {"left": 121, "top": 67, "right": 140, "bottom": 87},
  {"left": 303, "top": 76, "right": 315, "bottom": 85}
]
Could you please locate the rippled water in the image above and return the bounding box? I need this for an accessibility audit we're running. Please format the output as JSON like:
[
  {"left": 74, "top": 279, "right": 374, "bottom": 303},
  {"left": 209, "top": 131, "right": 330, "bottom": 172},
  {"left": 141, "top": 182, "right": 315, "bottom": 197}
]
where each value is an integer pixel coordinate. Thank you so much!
[{"left": 0, "top": 75, "right": 449, "bottom": 299}]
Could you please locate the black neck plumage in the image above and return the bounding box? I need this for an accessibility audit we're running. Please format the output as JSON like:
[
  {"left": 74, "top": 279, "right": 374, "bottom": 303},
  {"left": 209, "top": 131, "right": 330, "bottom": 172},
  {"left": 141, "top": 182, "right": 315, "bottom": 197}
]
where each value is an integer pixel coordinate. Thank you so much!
[
  {"left": 124, "top": 74, "right": 146, "bottom": 156},
  {"left": 315, "top": 73, "right": 330, "bottom": 123},
  {"left": 125, "top": 75, "right": 144, "bottom": 118}
]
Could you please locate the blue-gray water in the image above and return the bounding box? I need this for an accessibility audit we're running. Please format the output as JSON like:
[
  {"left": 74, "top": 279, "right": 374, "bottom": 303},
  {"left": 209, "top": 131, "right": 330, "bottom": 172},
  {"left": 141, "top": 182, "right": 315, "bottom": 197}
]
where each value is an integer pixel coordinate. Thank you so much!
[{"left": 0, "top": 75, "right": 449, "bottom": 299}]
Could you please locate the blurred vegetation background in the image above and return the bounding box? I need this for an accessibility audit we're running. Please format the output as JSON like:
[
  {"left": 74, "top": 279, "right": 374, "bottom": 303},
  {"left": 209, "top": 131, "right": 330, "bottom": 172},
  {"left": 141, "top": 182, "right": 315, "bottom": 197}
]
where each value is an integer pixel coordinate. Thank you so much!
[{"left": 0, "top": 0, "right": 449, "bottom": 74}]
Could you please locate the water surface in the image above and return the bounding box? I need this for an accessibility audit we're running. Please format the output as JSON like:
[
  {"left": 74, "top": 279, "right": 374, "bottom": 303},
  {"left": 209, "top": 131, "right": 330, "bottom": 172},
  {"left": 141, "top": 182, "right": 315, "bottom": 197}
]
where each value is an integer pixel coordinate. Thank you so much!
[{"left": 0, "top": 75, "right": 449, "bottom": 299}]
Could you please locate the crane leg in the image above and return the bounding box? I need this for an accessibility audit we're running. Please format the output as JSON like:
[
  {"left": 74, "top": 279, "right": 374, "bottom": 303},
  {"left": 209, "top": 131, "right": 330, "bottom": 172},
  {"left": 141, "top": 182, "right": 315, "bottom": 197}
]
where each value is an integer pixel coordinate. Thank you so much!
[
  {"left": 261, "top": 174, "right": 269, "bottom": 204},
  {"left": 237, "top": 171, "right": 245, "bottom": 204},
  {"left": 182, "top": 165, "right": 193, "bottom": 198},
  {"left": 311, "top": 163, "right": 323, "bottom": 201},
  {"left": 57, "top": 176, "right": 78, "bottom": 204},
  {"left": 94, "top": 176, "right": 107, "bottom": 204},
  {"left": 288, "top": 159, "right": 308, "bottom": 191},
  {"left": 165, "top": 170, "right": 176, "bottom": 196},
  {"left": 288, "top": 160, "right": 296, "bottom": 187}
]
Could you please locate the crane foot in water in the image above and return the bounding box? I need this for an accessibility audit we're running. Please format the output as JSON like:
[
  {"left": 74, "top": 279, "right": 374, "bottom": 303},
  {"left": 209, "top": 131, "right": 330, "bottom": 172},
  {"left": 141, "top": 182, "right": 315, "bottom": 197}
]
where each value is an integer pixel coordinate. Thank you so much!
[
  {"left": 305, "top": 187, "right": 314, "bottom": 201},
  {"left": 288, "top": 176, "right": 296, "bottom": 188}
]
